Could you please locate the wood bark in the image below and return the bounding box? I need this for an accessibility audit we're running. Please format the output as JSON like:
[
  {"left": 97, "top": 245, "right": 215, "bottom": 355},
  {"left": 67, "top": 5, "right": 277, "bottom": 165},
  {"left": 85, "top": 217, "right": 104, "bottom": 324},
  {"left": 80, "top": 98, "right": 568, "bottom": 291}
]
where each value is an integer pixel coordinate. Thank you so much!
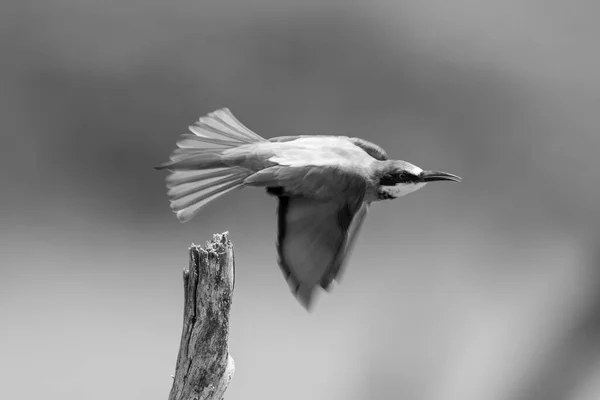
[{"left": 168, "top": 232, "right": 236, "bottom": 400}]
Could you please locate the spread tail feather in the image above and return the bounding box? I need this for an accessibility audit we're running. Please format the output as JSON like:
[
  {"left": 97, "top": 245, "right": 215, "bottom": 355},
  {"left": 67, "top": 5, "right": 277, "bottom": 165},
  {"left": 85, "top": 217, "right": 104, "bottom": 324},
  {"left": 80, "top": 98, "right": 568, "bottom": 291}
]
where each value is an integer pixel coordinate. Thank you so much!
[
  {"left": 155, "top": 107, "right": 267, "bottom": 170},
  {"left": 167, "top": 168, "right": 250, "bottom": 222},
  {"left": 156, "top": 108, "right": 266, "bottom": 222}
]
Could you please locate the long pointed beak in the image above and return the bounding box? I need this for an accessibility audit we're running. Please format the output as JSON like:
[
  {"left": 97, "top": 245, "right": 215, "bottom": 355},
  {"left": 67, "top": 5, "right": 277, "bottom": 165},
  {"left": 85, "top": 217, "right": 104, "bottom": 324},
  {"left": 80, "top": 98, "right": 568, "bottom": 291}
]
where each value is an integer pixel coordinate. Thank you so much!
[{"left": 421, "top": 170, "right": 462, "bottom": 183}]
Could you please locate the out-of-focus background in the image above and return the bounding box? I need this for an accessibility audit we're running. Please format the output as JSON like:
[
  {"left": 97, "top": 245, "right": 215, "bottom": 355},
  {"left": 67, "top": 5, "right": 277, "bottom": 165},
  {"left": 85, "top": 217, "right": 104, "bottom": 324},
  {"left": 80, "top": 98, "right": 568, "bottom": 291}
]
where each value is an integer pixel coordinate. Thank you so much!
[{"left": 2, "top": 1, "right": 600, "bottom": 399}]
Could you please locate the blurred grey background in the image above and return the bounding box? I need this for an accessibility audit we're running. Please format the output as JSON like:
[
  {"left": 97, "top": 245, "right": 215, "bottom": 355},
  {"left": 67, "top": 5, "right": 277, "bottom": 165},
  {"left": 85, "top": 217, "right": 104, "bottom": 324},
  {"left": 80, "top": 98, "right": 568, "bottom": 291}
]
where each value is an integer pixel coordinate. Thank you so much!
[{"left": 1, "top": 0, "right": 600, "bottom": 399}]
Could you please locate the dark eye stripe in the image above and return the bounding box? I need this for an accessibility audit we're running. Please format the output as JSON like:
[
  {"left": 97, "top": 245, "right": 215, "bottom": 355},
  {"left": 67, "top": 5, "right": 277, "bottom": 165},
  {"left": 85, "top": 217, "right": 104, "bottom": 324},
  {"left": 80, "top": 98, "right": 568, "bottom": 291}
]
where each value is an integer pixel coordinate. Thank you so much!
[
  {"left": 379, "top": 174, "right": 401, "bottom": 186},
  {"left": 379, "top": 172, "right": 420, "bottom": 186}
]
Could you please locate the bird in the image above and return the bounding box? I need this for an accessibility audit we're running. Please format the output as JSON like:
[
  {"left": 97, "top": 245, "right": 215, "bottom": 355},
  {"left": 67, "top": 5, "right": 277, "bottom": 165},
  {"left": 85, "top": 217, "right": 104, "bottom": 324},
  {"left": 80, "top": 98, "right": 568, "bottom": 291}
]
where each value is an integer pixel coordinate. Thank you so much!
[{"left": 156, "top": 108, "right": 461, "bottom": 310}]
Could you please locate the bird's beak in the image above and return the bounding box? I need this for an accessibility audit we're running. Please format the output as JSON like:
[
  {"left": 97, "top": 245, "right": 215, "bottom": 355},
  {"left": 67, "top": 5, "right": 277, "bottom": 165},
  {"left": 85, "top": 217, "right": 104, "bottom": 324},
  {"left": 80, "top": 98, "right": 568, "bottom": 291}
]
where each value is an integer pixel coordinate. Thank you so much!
[{"left": 420, "top": 170, "right": 462, "bottom": 183}]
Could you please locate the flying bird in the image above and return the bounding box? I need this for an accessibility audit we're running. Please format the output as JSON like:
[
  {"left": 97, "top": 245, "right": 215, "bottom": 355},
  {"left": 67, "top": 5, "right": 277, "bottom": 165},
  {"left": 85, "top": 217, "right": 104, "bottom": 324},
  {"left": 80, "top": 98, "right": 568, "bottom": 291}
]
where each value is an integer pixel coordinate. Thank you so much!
[{"left": 156, "top": 108, "right": 461, "bottom": 309}]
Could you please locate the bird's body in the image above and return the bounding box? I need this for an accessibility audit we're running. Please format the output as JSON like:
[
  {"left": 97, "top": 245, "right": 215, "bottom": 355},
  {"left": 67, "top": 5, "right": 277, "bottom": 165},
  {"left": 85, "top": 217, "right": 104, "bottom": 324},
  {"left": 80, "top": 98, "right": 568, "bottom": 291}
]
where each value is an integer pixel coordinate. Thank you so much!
[
  {"left": 157, "top": 108, "right": 461, "bottom": 309},
  {"left": 227, "top": 136, "right": 379, "bottom": 200}
]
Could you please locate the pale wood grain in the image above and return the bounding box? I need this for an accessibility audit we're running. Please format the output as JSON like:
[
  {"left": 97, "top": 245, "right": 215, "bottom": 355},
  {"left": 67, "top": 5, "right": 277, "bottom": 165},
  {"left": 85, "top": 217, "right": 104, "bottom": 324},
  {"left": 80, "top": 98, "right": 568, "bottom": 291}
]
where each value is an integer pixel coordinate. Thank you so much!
[{"left": 168, "top": 232, "right": 235, "bottom": 400}]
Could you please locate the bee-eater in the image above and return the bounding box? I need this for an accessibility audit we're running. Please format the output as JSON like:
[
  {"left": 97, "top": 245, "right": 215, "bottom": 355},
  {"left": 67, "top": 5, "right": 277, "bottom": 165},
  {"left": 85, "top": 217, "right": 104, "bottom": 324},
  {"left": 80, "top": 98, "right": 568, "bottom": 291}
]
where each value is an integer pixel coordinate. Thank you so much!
[{"left": 156, "top": 108, "right": 461, "bottom": 309}]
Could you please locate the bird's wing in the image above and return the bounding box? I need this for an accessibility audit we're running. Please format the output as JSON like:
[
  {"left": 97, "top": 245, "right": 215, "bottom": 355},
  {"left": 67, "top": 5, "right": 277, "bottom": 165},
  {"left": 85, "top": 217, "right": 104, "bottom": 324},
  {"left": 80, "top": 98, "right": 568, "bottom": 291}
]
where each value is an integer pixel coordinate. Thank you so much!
[
  {"left": 270, "top": 135, "right": 388, "bottom": 160},
  {"left": 244, "top": 163, "right": 368, "bottom": 200},
  {"left": 321, "top": 201, "right": 371, "bottom": 286},
  {"left": 268, "top": 135, "right": 312, "bottom": 142},
  {"left": 240, "top": 137, "right": 375, "bottom": 309},
  {"left": 347, "top": 137, "right": 388, "bottom": 161},
  {"left": 276, "top": 195, "right": 368, "bottom": 309}
]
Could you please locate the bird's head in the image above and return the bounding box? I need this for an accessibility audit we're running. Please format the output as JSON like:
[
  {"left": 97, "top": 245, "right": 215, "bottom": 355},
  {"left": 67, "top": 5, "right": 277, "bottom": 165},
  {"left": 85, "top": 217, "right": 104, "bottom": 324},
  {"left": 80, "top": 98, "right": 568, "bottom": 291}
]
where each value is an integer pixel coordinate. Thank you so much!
[{"left": 376, "top": 160, "right": 462, "bottom": 200}]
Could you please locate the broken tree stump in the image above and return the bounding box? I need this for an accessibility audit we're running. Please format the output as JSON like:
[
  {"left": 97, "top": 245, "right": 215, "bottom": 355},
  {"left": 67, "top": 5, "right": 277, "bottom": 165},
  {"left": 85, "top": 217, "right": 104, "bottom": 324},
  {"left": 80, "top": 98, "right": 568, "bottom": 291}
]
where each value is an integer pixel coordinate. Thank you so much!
[{"left": 168, "top": 232, "right": 236, "bottom": 400}]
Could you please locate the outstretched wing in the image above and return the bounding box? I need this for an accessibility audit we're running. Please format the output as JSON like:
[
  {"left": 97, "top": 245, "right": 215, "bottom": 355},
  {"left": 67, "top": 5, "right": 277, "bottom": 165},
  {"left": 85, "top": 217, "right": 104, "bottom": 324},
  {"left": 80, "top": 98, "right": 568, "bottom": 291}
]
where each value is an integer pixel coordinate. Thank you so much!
[
  {"left": 243, "top": 135, "right": 379, "bottom": 308},
  {"left": 320, "top": 201, "right": 371, "bottom": 286},
  {"left": 275, "top": 195, "right": 368, "bottom": 310}
]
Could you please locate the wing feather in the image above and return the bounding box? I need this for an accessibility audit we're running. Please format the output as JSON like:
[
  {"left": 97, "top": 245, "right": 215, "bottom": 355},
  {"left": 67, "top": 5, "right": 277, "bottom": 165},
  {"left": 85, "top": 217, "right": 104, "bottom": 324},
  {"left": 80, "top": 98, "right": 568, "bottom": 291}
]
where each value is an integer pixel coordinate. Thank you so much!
[
  {"left": 276, "top": 195, "right": 367, "bottom": 309},
  {"left": 347, "top": 137, "right": 388, "bottom": 160},
  {"left": 321, "top": 201, "right": 370, "bottom": 287},
  {"left": 245, "top": 164, "right": 367, "bottom": 200},
  {"left": 269, "top": 135, "right": 388, "bottom": 161}
]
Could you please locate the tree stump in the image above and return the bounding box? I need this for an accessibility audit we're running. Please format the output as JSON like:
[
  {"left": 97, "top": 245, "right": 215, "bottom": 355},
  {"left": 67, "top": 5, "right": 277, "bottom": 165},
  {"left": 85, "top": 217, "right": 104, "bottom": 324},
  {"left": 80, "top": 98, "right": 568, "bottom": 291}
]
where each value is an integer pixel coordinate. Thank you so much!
[{"left": 168, "top": 232, "right": 236, "bottom": 400}]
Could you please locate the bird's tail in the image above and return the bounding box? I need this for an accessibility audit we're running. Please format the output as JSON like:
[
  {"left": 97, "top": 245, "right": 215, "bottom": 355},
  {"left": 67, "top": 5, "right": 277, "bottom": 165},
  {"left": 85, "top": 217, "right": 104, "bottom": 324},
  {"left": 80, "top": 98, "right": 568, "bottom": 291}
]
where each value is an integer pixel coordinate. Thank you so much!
[{"left": 155, "top": 108, "right": 268, "bottom": 222}]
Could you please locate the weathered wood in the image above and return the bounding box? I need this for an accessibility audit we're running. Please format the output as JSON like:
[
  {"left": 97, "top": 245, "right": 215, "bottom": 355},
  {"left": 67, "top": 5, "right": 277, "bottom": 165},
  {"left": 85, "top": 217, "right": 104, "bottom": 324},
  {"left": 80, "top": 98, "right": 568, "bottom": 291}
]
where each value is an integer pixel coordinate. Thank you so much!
[{"left": 169, "top": 232, "right": 236, "bottom": 400}]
